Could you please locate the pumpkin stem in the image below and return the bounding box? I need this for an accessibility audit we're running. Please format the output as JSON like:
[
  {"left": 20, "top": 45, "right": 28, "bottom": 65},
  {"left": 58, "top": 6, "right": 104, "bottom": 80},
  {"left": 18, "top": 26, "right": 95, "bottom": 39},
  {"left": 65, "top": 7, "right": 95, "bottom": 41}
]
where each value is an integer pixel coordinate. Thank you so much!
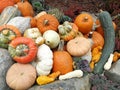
[
  {"left": 83, "top": 17, "right": 88, "bottom": 22},
  {"left": 44, "top": 20, "right": 49, "bottom": 26},
  {"left": 21, "top": 0, "right": 25, "bottom": 3},
  {"left": 58, "top": 40, "right": 64, "bottom": 51}
]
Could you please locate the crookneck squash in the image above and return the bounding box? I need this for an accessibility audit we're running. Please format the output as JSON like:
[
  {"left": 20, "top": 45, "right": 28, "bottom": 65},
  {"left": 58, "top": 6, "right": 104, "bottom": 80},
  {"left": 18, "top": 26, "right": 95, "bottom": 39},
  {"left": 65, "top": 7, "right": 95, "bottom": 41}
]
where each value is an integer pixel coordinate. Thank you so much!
[
  {"left": 0, "top": 5, "right": 21, "bottom": 26},
  {"left": 93, "top": 10, "right": 115, "bottom": 74}
]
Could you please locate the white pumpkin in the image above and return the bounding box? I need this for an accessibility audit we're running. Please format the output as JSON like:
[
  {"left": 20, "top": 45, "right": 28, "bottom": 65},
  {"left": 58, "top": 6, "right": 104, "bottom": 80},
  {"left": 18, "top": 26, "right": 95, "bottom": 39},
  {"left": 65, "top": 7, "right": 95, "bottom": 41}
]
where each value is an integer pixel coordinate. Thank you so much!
[
  {"left": 36, "top": 59, "right": 53, "bottom": 75},
  {"left": 35, "top": 36, "right": 45, "bottom": 46},
  {"left": 24, "top": 28, "right": 42, "bottom": 40},
  {"left": 37, "top": 44, "right": 53, "bottom": 61},
  {"left": 43, "top": 30, "right": 60, "bottom": 48}
]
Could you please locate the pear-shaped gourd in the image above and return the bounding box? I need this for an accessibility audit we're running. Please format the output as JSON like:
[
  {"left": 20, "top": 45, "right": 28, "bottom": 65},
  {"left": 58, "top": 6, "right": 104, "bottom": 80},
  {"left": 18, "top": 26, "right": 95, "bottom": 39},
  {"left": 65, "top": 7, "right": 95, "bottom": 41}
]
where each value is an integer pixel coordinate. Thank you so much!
[{"left": 43, "top": 30, "right": 60, "bottom": 49}]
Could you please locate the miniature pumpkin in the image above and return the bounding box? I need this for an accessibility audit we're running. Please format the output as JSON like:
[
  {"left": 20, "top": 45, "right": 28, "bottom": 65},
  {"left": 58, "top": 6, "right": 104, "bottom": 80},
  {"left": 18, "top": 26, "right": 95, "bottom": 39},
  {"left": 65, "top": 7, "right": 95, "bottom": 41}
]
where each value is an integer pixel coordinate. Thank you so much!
[
  {"left": 0, "top": 0, "right": 15, "bottom": 13},
  {"left": 17, "top": 0, "right": 34, "bottom": 17},
  {"left": 58, "top": 21, "right": 79, "bottom": 41},
  {"left": 52, "top": 40, "right": 73, "bottom": 75},
  {"left": 36, "top": 44, "right": 53, "bottom": 75},
  {"left": 37, "top": 14, "right": 59, "bottom": 34},
  {"left": 74, "top": 12, "right": 94, "bottom": 34},
  {"left": 43, "top": 30, "right": 60, "bottom": 49},
  {"left": 91, "top": 31, "right": 104, "bottom": 49},
  {"left": 6, "top": 63, "right": 36, "bottom": 90},
  {"left": 67, "top": 37, "right": 91, "bottom": 56}
]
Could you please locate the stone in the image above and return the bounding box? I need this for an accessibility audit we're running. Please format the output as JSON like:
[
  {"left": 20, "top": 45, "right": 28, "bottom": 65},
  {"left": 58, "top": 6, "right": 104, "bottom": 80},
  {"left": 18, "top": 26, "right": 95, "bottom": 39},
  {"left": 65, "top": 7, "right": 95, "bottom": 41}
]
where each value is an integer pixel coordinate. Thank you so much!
[
  {"left": 104, "top": 60, "right": 120, "bottom": 83},
  {"left": 29, "top": 74, "right": 91, "bottom": 90}
]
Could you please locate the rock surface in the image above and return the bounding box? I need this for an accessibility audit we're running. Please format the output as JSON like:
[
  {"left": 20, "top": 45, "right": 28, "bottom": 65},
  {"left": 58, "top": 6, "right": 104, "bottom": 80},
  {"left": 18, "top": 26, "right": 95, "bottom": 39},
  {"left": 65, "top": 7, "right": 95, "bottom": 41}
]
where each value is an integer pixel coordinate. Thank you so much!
[
  {"left": 0, "top": 48, "right": 14, "bottom": 90},
  {"left": 104, "top": 60, "right": 120, "bottom": 83},
  {"left": 29, "top": 74, "right": 91, "bottom": 90}
]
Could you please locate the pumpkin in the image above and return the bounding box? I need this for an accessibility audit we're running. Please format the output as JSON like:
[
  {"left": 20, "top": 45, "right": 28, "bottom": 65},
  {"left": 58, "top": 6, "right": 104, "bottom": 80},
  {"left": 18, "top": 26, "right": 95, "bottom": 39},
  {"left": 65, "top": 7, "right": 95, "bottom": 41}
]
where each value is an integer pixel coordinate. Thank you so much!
[
  {"left": 91, "top": 31, "right": 104, "bottom": 49},
  {"left": 24, "top": 28, "right": 42, "bottom": 40},
  {"left": 52, "top": 40, "right": 73, "bottom": 75},
  {"left": 17, "top": 0, "right": 34, "bottom": 17},
  {"left": 37, "top": 14, "right": 59, "bottom": 34},
  {"left": 74, "top": 12, "right": 94, "bottom": 34},
  {"left": 8, "top": 37, "right": 38, "bottom": 64},
  {"left": 13, "top": 0, "right": 28, "bottom": 3},
  {"left": 0, "top": 0, "right": 15, "bottom": 13},
  {"left": 0, "top": 48, "right": 14, "bottom": 90},
  {"left": 36, "top": 44, "right": 53, "bottom": 75},
  {"left": 58, "top": 21, "right": 79, "bottom": 41},
  {"left": 95, "top": 19, "right": 117, "bottom": 37},
  {"left": 67, "top": 37, "right": 91, "bottom": 56},
  {"left": 43, "top": 30, "right": 60, "bottom": 49},
  {"left": 6, "top": 63, "right": 36, "bottom": 90}
]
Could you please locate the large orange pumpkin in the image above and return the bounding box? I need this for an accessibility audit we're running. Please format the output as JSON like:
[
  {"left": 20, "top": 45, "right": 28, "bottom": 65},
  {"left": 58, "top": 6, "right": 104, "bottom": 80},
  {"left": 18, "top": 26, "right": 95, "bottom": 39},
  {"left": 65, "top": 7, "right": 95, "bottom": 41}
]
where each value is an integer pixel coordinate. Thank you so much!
[
  {"left": 17, "top": 0, "right": 34, "bottom": 17},
  {"left": 52, "top": 41, "right": 73, "bottom": 75},
  {"left": 0, "top": 0, "right": 15, "bottom": 13},
  {"left": 37, "top": 14, "right": 59, "bottom": 34},
  {"left": 74, "top": 13, "right": 94, "bottom": 34},
  {"left": 91, "top": 31, "right": 104, "bottom": 49}
]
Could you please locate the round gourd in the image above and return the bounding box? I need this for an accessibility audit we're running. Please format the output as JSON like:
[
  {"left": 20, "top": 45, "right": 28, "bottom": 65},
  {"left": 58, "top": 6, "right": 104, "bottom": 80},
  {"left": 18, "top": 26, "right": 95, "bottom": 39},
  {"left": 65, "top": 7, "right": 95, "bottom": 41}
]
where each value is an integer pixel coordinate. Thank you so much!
[
  {"left": 0, "top": 48, "right": 14, "bottom": 90},
  {"left": 37, "top": 14, "right": 59, "bottom": 34},
  {"left": 67, "top": 37, "right": 91, "bottom": 56},
  {"left": 43, "top": 30, "right": 60, "bottom": 49},
  {"left": 74, "top": 13, "right": 94, "bottom": 34},
  {"left": 91, "top": 31, "right": 104, "bottom": 49},
  {"left": 6, "top": 63, "right": 36, "bottom": 90}
]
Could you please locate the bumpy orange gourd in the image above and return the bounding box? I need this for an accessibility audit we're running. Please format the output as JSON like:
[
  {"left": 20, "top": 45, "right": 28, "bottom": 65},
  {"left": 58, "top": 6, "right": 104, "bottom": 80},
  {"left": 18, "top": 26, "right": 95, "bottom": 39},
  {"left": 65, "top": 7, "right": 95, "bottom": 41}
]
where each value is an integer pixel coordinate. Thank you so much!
[
  {"left": 0, "top": 0, "right": 15, "bottom": 13},
  {"left": 91, "top": 31, "right": 104, "bottom": 50},
  {"left": 17, "top": 0, "right": 34, "bottom": 17},
  {"left": 37, "top": 14, "right": 59, "bottom": 34},
  {"left": 74, "top": 13, "right": 94, "bottom": 34}
]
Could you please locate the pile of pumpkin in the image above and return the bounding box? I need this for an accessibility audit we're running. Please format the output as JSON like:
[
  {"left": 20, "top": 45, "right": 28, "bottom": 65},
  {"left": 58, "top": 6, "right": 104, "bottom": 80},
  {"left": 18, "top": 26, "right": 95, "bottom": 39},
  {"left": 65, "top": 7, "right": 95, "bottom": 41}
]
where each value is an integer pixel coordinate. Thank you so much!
[{"left": 0, "top": 0, "right": 120, "bottom": 90}]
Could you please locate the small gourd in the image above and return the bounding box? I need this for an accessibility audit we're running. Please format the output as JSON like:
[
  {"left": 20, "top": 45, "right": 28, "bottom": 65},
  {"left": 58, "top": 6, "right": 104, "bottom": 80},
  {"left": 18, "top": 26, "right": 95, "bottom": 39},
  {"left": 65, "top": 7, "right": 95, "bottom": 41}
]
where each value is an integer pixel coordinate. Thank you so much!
[
  {"left": 59, "top": 70, "right": 83, "bottom": 80},
  {"left": 43, "top": 30, "right": 60, "bottom": 49},
  {"left": 58, "top": 21, "right": 79, "bottom": 41},
  {"left": 24, "top": 28, "right": 42, "bottom": 40}
]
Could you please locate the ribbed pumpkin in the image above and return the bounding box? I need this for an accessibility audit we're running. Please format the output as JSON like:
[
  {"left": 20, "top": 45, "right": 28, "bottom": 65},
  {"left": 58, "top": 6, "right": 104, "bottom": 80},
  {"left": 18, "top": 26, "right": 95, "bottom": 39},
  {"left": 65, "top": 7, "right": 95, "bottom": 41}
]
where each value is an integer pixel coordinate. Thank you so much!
[
  {"left": 17, "top": 0, "right": 34, "bottom": 17},
  {"left": 91, "top": 31, "right": 104, "bottom": 49},
  {"left": 74, "top": 13, "right": 94, "bottom": 34},
  {"left": 37, "top": 14, "right": 59, "bottom": 34},
  {"left": 0, "top": 0, "right": 15, "bottom": 13},
  {"left": 52, "top": 40, "right": 73, "bottom": 75}
]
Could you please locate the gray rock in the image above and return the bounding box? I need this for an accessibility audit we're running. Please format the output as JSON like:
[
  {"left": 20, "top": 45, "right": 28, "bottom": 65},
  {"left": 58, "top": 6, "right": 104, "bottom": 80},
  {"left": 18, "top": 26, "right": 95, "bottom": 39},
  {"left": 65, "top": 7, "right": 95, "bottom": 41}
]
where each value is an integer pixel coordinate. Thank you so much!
[
  {"left": 0, "top": 48, "right": 14, "bottom": 90},
  {"left": 29, "top": 74, "right": 91, "bottom": 90},
  {"left": 104, "top": 59, "right": 120, "bottom": 83}
]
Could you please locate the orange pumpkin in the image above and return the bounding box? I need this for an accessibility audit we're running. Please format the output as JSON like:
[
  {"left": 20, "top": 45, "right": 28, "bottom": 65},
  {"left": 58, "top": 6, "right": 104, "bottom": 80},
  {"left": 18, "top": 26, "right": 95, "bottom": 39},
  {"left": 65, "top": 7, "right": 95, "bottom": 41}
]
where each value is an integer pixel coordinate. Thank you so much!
[
  {"left": 17, "top": 0, "right": 34, "bottom": 17},
  {"left": 37, "top": 14, "right": 59, "bottom": 34},
  {"left": 13, "top": 0, "right": 28, "bottom": 3},
  {"left": 91, "top": 31, "right": 104, "bottom": 49},
  {"left": 52, "top": 40, "right": 73, "bottom": 75},
  {"left": 0, "top": 0, "right": 15, "bottom": 13},
  {"left": 67, "top": 36, "right": 91, "bottom": 56},
  {"left": 74, "top": 13, "right": 94, "bottom": 34},
  {"left": 6, "top": 63, "right": 37, "bottom": 90},
  {"left": 96, "top": 19, "right": 117, "bottom": 37}
]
